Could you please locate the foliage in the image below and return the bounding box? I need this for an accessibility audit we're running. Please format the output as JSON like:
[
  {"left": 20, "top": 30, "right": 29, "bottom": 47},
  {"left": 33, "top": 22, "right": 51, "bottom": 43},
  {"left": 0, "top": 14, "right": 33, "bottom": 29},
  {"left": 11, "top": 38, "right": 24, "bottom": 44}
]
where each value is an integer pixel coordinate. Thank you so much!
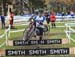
[
  {"left": 49, "top": 0, "right": 75, "bottom": 12},
  {"left": 29, "top": 0, "right": 45, "bottom": 9}
]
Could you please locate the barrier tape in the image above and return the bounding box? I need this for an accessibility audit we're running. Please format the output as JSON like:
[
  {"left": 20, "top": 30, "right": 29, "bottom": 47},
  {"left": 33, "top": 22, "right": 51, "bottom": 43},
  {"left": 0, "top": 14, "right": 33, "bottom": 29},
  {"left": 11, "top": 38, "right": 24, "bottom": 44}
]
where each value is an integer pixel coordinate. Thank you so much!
[
  {"left": 0, "top": 42, "right": 6, "bottom": 48},
  {"left": 0, "top": 27, "right": 10, "bottom": 39},
  {"left": 14, "top": 23, "right": 29, "bottom": 26},
  {"left": 0, "top": 33, "right": 5, "bottom": 39},
  {"left": 10, "top": 29, "right": 25, "bottom": 33},
  {"left": 65, "top": 23, "right": 75, "bottom": 43},
  {"left": 0, "top": 25, "right": 10, "bottom": 48}
]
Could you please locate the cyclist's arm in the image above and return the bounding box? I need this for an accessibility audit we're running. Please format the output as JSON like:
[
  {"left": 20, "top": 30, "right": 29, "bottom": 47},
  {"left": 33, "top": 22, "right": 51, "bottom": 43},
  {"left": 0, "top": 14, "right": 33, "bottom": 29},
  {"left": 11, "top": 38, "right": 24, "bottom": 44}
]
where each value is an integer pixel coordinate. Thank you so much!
[
  {"left": 43, "top": 20, "right": 47, "bottom": 25},
  {"left": 29, "top": 16, "right": 34, "bottom": 21},
  {"left": 29, "top": 14, "right": 35, "bottom": 21}
]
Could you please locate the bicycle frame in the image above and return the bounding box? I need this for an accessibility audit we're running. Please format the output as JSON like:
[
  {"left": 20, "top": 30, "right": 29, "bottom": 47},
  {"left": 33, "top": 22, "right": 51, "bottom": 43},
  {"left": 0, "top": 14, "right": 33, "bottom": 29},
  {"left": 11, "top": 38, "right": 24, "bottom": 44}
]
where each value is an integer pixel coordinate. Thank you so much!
[{"left": 23, "top": 20, "right": 36, "bottom": 41}]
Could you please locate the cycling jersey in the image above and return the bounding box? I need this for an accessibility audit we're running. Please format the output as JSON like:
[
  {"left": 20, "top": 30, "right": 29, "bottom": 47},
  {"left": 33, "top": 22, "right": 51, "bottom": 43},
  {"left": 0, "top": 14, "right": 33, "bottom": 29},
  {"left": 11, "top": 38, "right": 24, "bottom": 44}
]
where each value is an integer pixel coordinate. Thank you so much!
[{"left": 34, "top": 15, "right": 46, "bottom": 27}]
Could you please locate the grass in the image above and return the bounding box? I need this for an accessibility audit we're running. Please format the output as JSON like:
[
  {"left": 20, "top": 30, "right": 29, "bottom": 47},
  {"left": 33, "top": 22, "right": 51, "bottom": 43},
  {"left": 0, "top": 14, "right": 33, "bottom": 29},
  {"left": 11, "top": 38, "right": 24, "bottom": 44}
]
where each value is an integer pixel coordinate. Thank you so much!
[
  {"left": 50, "top": 27, "right": 65, "bottom": 33},
  {"left": 0, "top": 29, "right": 5, "bottom": 35},
  {"left": 0, "top": 22, "right": 75, "bottom": 57}
]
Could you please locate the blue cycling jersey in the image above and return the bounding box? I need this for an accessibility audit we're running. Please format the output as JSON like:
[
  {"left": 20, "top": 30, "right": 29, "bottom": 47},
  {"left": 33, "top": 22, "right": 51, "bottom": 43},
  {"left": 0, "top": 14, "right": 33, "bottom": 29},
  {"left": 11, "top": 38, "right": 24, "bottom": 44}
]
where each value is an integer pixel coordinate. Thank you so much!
[{"left": 34, "top": 15, "right": 46, "bottom": 24}]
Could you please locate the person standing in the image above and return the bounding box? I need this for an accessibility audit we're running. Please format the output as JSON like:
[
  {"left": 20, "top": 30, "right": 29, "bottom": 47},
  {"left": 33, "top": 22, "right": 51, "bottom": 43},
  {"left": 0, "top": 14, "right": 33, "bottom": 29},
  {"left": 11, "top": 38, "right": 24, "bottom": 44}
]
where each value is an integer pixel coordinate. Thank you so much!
[
  {"left": 10, "top": 12, "right": 14, "bottom": 28},
  {"left": 50, "top": 11, "right": 56, "bottom": 28},
  {"left": 1, "top": 15, "right": 5, "bottom": 29},
  {"left": 62, "top": 12, "right": 65, "bottom": 21}
]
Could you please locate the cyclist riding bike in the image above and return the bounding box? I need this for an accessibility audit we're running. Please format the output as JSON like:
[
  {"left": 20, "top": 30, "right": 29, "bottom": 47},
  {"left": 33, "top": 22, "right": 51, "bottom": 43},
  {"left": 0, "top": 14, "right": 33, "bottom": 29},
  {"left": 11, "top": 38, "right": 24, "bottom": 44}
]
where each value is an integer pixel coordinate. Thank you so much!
[{"left": 23, "top": 10, "right": 48, "bottom": 41}]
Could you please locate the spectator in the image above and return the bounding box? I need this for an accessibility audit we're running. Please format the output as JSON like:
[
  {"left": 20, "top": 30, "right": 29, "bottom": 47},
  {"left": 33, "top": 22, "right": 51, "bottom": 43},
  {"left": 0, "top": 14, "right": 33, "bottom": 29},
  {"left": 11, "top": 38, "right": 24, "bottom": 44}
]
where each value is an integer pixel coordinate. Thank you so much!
[
  {"left": 50, "top": 12, "right": 56, "bottom": 28},
  {"left": 10, "top": 12, "right": 14, "bottom": 28},
  {"left": 70, "top": 11, "right": 74, "bottom": 18},
  {"left": 62, "top": 12, "right": 65, "bottom": 21},
  {"left": 1, "top": 15, "right": 5, "bottom": 29}
]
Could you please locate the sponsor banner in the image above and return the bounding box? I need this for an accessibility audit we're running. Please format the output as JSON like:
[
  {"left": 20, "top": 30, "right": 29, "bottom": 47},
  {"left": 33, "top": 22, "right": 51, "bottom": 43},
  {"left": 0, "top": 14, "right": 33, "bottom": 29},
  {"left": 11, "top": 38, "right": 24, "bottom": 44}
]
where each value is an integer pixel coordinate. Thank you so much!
[
  {"left": 13, "top": 39, "right": 62, "bottom": 46},
  {"left": 6, "top": 48, "right": 69, "bottom": 56}
]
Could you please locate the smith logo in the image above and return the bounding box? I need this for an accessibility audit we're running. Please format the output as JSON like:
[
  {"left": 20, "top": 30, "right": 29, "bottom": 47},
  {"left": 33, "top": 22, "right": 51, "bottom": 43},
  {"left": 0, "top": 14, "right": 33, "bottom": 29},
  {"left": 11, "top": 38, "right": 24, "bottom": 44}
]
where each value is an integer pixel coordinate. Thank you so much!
[
  {"left": 13, "top": 39, "right": 61, "bottom": 46},
  {"left": 6, "top": 48, "right": 69, "bottom": 56}
]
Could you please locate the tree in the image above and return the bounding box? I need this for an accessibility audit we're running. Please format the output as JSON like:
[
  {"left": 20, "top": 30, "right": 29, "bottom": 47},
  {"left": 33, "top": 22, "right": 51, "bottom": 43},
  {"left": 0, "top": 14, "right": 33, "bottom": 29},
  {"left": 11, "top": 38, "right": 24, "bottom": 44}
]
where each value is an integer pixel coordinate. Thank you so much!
[
  {"left": 3, "top": 0, "right": 7, "bottom": 16},
  {"left": 28, "top": 0, "right": 45, "bottom": 12},
  {"left": 49, "top": 0, "right": 75, "bottom": 13}
]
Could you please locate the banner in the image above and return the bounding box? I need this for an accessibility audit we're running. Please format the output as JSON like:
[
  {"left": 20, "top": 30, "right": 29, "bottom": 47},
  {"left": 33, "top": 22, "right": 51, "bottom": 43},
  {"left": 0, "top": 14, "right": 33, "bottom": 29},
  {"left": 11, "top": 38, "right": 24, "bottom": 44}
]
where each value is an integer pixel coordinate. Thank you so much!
[
  {"left": 6, "top": 48, "right": 69, "bottom": 56},
  {"left": 13, "top": 39, "right": 62, "bottom": 46}
]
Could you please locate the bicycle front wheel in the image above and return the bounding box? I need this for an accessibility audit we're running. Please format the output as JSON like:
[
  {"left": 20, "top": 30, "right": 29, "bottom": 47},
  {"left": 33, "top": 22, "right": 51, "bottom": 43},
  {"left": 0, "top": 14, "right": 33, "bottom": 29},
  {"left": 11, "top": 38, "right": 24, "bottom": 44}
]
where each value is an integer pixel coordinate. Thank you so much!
[{"left": 23, "top": 26, "right": 35, "bottom": 41}]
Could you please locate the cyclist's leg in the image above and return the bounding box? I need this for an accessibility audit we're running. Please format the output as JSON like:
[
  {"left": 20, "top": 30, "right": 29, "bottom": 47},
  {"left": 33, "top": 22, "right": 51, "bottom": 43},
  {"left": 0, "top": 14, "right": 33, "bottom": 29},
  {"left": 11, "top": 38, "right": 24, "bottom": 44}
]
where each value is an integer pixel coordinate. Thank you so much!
[
  {"left": 39, "top": 28, "right": 43, "bottom": 40},
  {"left": 36, "top": 27, "right": 43, "bottom": 40}
]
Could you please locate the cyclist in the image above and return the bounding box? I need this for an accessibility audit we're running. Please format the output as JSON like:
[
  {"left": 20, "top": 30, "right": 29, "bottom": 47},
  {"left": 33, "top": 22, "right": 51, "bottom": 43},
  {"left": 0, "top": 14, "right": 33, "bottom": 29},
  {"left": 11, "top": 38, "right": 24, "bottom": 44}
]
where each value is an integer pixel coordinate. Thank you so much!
[{"left": 33, "top": 10, "right": 48, "bottom": 40}]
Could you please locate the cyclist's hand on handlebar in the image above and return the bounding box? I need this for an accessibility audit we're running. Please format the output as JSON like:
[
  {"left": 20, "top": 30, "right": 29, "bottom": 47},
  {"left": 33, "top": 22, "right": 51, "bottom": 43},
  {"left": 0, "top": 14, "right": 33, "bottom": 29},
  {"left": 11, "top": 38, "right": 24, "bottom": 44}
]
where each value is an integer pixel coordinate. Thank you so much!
[{"left": 44, "top": 24, "right": 48, "bottom": 27}]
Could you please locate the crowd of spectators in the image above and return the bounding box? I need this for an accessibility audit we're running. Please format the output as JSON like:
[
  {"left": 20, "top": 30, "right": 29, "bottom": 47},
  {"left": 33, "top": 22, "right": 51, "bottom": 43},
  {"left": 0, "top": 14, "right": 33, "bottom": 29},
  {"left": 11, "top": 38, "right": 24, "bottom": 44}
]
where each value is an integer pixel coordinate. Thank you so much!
[
  {"left": 0, "top": 9, "right": 75, "bottom": 29},
  {"left": 0, "top": 11, "right": 14, "bottom": 29}
]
